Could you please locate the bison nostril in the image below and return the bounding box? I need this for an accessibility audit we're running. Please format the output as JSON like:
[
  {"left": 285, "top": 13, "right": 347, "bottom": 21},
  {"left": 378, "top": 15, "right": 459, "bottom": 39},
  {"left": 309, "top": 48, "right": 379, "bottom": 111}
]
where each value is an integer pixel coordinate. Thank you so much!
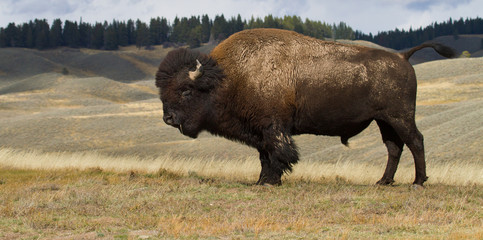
[{"left": 163, "top": 113, "right": 175, "bottom": 125}]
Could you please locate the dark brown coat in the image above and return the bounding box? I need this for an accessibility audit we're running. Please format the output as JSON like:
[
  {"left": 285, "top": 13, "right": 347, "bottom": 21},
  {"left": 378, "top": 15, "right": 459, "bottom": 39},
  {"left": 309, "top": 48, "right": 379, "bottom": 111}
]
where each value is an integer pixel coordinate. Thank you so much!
[{"left": 156, "top": 28, "right": 455, "bottom": 185}]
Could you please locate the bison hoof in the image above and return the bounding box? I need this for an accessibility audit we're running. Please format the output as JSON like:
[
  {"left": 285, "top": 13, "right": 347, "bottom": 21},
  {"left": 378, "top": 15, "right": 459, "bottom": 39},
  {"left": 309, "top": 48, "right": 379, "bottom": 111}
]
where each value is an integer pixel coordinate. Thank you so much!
[
  {"left": 256, "top": 177, "right": 282, "bottom": 186},
  {"left": 376, "top": 178, "right": 395, "bottom": 185},
  {"left": 413, "top": 176, "right": 428, "bottom": 186},
  {"left": 410, "top": 184, "right": 425, "bottom": 191}
]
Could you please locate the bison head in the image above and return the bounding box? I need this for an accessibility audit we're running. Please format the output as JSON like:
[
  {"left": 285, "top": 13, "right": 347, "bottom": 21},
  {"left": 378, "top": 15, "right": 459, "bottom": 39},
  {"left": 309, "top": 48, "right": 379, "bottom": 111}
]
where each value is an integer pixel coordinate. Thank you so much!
[{"left": 155, "top": 48, "right": 224, "bottom": 138}]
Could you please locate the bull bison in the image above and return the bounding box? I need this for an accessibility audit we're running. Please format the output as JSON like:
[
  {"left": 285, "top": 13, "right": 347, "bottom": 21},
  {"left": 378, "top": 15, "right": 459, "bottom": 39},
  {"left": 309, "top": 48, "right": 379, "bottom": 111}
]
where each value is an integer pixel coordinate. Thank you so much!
[{"left": 155, "top": 28, "right": 455, "bottom": 186}]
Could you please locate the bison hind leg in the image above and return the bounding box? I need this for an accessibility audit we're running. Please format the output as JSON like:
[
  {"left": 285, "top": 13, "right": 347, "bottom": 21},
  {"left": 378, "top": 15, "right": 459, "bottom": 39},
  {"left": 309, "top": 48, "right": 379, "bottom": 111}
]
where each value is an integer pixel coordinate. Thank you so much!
[
  {"left": 376, "top": 118, "right": 427, "bottom": 186},
  {"left": 376, "top": 119, "right": 404, "bottom": 185}
]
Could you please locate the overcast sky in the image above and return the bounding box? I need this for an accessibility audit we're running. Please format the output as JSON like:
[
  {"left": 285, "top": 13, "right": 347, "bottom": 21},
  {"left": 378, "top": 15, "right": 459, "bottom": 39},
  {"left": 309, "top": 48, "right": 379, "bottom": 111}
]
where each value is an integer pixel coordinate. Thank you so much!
[{"left": 0, "top": 0, "right": 481, "bottom": 34}]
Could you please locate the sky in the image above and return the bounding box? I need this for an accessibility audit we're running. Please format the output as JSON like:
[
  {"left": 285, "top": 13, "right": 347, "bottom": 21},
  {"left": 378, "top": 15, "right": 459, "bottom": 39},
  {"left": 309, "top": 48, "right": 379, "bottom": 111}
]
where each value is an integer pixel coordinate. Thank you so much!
[{"left": 0, "top": 0, "right": 481, "bottom": 34}]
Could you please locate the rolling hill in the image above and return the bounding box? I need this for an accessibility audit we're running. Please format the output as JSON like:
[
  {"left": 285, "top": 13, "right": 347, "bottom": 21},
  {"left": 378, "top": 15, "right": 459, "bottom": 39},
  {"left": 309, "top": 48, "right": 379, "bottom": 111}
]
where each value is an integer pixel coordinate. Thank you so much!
[
  {"left": 1, "top": 34, "right": 481, "bottom": 84},
  {"left": 0, "top": 44, "right": 216, "bottom": 85},
  {"left": 0, "top": 54, "right": 481, "bottom": 171},
  {"left": 0, "top": 46, "right": 164, "bottom": 84}
]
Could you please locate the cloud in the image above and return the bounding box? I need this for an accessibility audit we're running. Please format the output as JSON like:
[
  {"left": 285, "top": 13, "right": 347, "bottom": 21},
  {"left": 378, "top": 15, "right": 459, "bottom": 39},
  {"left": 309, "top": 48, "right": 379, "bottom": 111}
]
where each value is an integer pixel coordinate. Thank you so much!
[
  {"left": 405, "top": 0, "right": 471, "bottom": 11},
  {"left": 2, "top": 0, "right": 81, "bottom": 16},
  {"left": 398, "top": 0, "right": 481, "bottom": 31}
]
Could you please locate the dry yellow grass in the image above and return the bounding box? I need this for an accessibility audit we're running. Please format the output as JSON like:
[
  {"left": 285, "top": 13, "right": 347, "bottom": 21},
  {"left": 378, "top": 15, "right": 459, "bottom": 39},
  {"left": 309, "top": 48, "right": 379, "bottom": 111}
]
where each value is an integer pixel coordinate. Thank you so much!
[
  {"left": 0, "top": 156, "right": 481, "bottom": 239},
  {"left": 1, "top": 148, "right": 481, "bottom": 186}
]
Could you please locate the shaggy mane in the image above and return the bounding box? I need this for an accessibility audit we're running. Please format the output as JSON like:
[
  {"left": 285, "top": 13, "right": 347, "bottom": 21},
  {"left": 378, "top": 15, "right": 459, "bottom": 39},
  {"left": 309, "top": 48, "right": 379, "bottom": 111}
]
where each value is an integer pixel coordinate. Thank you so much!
[{"left": 155, "top": 48, "right": 224, "bottom": 91}]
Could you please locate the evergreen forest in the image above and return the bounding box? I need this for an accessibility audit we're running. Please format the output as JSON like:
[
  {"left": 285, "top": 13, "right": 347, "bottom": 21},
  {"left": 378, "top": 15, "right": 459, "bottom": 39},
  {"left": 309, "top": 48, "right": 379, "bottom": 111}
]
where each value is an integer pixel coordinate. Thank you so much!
[{"left": 0, "top": 14, "right": 481, "bottom": 51}]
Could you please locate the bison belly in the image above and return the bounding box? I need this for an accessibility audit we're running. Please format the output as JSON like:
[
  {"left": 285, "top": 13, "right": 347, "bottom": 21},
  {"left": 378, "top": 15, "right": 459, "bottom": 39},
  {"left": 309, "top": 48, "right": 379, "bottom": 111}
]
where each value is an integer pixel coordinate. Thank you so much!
[{"left": 293, "top": 81, "right": 377, "bottom": 138}]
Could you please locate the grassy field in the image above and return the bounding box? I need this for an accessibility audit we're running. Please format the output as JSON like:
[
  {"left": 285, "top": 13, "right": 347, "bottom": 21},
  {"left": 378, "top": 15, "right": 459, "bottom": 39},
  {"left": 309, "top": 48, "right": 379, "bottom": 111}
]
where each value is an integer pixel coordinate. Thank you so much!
[
  {"left": 0, "top": 46, "right": 482, "bottom": 238},
  {"left": 0, "top": 160, "right": 482, "bottom": 239},
  {"left": 0, "top": 147, "right": 482, "bottom": 239}
]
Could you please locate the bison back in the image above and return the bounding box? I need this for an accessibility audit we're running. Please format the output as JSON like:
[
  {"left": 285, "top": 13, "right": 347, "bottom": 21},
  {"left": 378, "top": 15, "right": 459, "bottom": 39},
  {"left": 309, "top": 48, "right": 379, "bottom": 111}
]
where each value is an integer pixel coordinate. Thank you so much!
[{"left": 210, "top": 28, "right": 417, "bottom": 137}]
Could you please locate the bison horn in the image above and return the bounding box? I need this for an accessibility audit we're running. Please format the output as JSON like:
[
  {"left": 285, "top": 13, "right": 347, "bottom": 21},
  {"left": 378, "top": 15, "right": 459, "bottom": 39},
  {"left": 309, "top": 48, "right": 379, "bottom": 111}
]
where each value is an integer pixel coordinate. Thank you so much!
[{"left": 189, "top": 59, "right": 203, "bottom": 80}]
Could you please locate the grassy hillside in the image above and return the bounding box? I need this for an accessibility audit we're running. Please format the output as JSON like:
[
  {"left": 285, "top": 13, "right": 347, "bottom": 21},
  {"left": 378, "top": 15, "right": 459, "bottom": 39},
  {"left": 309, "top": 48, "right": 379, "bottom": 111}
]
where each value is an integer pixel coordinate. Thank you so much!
[
  {"left": 0, "top": 46, "right": 166, "bottom": 83},
  {"left": 0, "top": 44, "right": 216, "bottom": 84},
  {"left": 0, "top": 58, "right": 481, "bottom": 179},
  {"left": 0, "top": 46, "right": 481, "bottom": 239}
]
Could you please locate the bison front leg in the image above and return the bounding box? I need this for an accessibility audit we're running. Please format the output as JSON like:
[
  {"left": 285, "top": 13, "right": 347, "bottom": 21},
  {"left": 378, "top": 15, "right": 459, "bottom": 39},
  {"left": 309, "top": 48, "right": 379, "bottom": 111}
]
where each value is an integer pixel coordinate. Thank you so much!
[
  {"left": 256, "top": 150, "right": 282, "bottom": 185},
  {"left": 256, "top": 130, "right": 299, "bottom": 186}
]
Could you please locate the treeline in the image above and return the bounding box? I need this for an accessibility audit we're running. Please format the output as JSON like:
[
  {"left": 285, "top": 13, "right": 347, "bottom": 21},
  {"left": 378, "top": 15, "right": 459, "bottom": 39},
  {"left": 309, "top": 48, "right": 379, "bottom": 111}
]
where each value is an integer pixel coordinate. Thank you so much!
[
  {"left": 1, "top": 15, "right": 481, "bottom": 51},
  {"left": 355, "top": 17, "right": 483, "bottom": 50},
  {"left": 0, "top": 15, "right": 354, "bottom": 50},
  {"left": 0, "top": 18, "right": 169, "bottom": 50}
]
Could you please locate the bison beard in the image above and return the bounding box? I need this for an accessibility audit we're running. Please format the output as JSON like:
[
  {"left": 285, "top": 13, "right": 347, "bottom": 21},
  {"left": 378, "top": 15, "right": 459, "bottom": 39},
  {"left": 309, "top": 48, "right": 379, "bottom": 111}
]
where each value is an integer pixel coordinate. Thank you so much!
[{"left": 155, "top": 29, "right": 455, "bottom": 186}]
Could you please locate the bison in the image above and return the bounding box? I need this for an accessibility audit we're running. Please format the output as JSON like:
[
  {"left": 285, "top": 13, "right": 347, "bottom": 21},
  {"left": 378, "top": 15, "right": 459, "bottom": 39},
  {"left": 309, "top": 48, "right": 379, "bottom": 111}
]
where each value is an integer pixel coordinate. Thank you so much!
[{"left": 155, "top": 28, "right": 455, "bottom": 186}]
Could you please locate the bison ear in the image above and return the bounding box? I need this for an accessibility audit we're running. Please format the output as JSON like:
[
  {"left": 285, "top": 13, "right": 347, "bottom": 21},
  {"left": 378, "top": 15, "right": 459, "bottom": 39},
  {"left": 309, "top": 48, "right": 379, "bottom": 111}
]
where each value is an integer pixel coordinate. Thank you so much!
[{"left": 189, "top": 59, "right": 203, "bottom": 80}]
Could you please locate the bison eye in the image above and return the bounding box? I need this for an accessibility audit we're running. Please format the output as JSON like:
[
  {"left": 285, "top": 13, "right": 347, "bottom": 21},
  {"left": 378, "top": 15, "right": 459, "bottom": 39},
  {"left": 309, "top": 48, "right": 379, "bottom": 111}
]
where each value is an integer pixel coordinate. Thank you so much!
[{"left": 181, "top": 90, "right": 192, "bottom": 97}]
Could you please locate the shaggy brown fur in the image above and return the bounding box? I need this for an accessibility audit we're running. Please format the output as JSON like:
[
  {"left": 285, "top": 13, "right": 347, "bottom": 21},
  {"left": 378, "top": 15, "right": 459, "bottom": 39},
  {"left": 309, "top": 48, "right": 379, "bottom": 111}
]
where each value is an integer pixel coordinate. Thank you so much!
[{"left": 156, "top": 28, "right": 455, "bottom": 186}]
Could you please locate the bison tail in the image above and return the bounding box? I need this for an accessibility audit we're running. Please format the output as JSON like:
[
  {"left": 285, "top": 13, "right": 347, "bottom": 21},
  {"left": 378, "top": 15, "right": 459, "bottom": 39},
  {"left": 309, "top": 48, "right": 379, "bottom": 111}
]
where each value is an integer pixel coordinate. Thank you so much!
[{"left": 401, "top": 43, "right": 456, "bottom": 61}]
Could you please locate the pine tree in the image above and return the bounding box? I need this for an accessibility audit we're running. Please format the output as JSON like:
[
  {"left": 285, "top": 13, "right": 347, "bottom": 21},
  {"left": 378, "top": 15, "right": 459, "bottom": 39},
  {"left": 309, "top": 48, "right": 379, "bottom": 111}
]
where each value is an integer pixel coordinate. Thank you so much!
[
  {"left": 78, "top": 21, "right": 91, "bottom": 48},
  {"left": 189, "top": 25, "right": 202, "bottom": 48},
  {"left": 170, "top": 16, "right": 180, "bottom": 43},
  {"left": 126, "top": 19, "right": 136, "bottom": 45},
  {"left": 212, "top": 14, "right": 228, "bottom": 41},
  {"left": 171, "top": 17, "right": 192, "bottom": 43},
  {"left": 149, "top": 17, "right": 169, "bottom": 45},
  {"left": 63, "top": 20, "right": 79, "bottom": 48},
  {"left": 135, "top": 20, "right": 151, "bottom": 49},
  {"left": 234, "top": 14, "right": 244, "bottom": 33},
  {"left": 34, "top": 19, "right": 50, "bottom": 49},
  {"left": 4, "top": 23, "right": 20, "bottom": 47},
  {"left": 304, "top": 19, "right": 331, "bottom": 39},
  {"left": 160, "top": 17, "right": 169, "bottom": 43},
  {"left": 118, "top": 21, "right": 129, "bottom": 46},
  {"left": 281, "top": 15, "right": 304, "bottom": 33},
  {"left": 264, "top": 14, "right": 279, "bottom": 28},
  {"left": 17, "top": 23, "right": 30, "bottom": 47},
  {"left": 0, "top": 28, "right": 6, "bottom": 47},
  {"left": 91, "top": 23, "right": 104, "bottom": 49},
  {"left": 149, "top": 18, "right": 160, "bottom": 45},
  {"left": 50, "top": 19, "right": 63, "bottom": 47},
  {"left": 104, "top": 22, "right": 119, "bottom": 50},
  {"left": 201, "top": 14, "right": 211, "bottom": 43},
  {"left": 333, "top": 22, "right": 354, "bottom": 40},
  {"left": 25, "top": 21, "right": 35, "bottom": 48}
]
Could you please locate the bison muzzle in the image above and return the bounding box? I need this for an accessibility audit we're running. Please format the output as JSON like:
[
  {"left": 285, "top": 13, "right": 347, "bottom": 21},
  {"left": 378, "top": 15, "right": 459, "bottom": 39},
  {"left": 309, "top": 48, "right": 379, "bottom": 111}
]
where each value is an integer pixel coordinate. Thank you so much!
[{"left": 155, "top": 28, "right": 455, "bottom": 186}]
